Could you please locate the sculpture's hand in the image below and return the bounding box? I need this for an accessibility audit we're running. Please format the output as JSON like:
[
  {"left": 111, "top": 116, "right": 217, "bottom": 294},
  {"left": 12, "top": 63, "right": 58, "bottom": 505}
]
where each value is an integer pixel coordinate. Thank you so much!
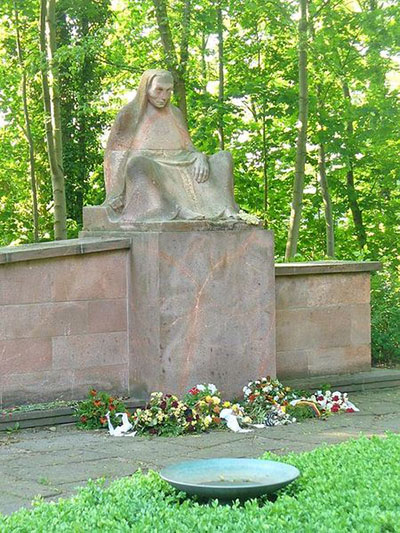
[{"left": 193, "top": 153, "right": 209, "bottom": 183}]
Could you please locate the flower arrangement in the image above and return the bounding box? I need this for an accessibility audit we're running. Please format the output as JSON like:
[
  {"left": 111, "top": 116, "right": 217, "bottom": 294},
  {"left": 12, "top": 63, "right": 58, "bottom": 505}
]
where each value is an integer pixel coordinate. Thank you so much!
[
  {"left": 306, "top": 390, "right": 359, "bottom": 414},
  {"left": 76, "top": 378, "right": 359, "bottom": 434},
  {"left": 242, "top": 376, "right": 298, "bottom": 425},
  {"left": 131, "top": 392, "right": 200, "bottom": 436},
  {"left": 75, "top": 389, "right": 129, "bottom": 430}
]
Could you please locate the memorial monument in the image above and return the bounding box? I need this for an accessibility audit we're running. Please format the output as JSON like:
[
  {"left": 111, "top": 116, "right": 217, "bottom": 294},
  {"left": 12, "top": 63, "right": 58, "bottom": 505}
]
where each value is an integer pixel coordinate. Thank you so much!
[{"left": 82, "top": 69, "right": 276, "bottom": 397}]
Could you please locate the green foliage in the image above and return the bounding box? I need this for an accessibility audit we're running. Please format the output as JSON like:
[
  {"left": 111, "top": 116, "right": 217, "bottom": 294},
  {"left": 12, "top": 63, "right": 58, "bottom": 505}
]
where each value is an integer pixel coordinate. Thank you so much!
[
  {"left": 371, "top": 269, "right": 400, "bottom": 365},
  {"left": 75, "top": 389, "right": 128, "bottom": 430},
  {"left": 1, "top": 434, "right": 400, "bottom": 531}
]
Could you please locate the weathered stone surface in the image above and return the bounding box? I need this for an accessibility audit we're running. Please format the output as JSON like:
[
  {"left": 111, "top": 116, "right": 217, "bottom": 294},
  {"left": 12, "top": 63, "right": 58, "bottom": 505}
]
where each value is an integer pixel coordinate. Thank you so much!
[
  {"left": 73, "top": 364, "right": 128, "bottom": 398},
  {"left": 52, "top": 251, "right": 127, "bottom": 301},
  {"left": 87, "top": 299, "right": 127, "bottom": 333},
  {"left": 0, "top": 302, "right": 89, "bottom": 340},
  {"left": 0, "top": 338, "right": 52, "bottom": 375},
  {"left": 128, "top": 227, "right": 275, "bottom": 398},
  {"left": 276, "top": 272, "right": 372, "bottom": 379},
  {"left": 2, "top": 370, "right": 75, "bottom": 406},
  {"left": 275, "top": 272, "right": 370, "bottom": 309},
  {"left": 52, "top": 332, "right": 128, "bottom": 370}
]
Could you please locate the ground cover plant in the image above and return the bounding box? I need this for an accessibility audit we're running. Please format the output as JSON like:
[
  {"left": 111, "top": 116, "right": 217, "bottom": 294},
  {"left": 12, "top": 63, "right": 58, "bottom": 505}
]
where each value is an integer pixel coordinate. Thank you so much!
[{"left": 0, "top": 434, "right": 399, "bottom": 532}]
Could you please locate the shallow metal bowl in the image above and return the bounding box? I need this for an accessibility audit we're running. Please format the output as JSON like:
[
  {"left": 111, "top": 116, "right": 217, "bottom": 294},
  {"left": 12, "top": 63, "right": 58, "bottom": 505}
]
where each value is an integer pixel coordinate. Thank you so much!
[{"left": 160, "top": 458, "right": 300, "bottom": 500}]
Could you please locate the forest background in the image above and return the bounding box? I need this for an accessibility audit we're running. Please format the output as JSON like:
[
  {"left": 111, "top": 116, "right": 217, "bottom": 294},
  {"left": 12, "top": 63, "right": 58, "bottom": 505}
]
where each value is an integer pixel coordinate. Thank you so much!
[{"left": 0, "top": 0, "right": 399, "bottom": 365}]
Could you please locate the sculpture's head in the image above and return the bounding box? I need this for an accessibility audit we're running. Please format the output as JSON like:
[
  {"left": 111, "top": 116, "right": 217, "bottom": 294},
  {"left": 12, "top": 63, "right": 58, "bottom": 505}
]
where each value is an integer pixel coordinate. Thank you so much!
[{"left": 146, "top": 71, "right": 174, "bottom": 109}]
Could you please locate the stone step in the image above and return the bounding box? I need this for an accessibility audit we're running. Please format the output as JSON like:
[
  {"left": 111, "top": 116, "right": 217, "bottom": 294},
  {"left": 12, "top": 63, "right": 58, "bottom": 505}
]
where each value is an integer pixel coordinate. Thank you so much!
[
  {"left": 0, "top": 399, "right": 144, "bottom": 432},
  {"left": 283, "top": 368, "right": 400, "bottom": 393}
]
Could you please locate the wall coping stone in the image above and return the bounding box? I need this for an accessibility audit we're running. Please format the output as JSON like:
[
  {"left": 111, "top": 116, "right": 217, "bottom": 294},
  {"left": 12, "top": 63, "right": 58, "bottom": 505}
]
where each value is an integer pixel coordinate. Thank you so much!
[
  {"left": 0, "top": 237, "right": 131, "bottom": 265},
  {"left": 275, "top": 260, "right": 381, "bottom": 276}
]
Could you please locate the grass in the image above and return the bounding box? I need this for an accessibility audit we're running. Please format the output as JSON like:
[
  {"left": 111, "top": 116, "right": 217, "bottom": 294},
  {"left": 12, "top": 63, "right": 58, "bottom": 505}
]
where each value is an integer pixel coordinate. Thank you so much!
[{"left": 0, "top": 434, "right": 399, "bottom": 532}]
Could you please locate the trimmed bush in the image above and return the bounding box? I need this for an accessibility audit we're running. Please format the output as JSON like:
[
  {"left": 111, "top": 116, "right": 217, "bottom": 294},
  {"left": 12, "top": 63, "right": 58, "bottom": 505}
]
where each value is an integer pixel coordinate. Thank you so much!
[{"left": 1, "top": 434, "right": 399, "bottom": 532}]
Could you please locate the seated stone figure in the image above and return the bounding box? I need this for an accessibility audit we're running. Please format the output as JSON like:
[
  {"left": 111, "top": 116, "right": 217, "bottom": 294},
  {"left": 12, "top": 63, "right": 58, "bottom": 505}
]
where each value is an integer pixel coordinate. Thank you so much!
[{"left": 103, "top": 69, "right": 240, "bottom": 222}]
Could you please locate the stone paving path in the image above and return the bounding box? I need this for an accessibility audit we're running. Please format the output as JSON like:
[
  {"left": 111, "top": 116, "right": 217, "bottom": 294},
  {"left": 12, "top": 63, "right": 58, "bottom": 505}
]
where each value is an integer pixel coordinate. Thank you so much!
[{"left": 1, "top": 387, "right": 399, "bottom": 516}]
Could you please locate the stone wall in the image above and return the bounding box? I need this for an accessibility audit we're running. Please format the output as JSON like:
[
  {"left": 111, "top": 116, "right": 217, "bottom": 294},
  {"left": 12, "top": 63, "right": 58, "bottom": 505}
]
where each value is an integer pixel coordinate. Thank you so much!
[
  {"left": 275, "top": 262, "right": 380, "bottom": 379},
  {"left": 0, "top": 239, "right": 131, "bottom": 407},
  {"left": 0, "top": 237, "right": 380, "bottom": 407}
]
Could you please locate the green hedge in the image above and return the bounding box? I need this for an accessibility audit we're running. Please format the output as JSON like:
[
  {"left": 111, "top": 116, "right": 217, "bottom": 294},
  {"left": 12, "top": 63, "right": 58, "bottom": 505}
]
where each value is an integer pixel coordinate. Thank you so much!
[{"left": 1, "top": 434, "right": 399, "bottom": 532}]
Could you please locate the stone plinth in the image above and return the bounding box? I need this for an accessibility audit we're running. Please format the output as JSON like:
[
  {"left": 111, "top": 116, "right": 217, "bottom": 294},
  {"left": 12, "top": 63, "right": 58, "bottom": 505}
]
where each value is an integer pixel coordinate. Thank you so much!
[{"left": 124, "top": 226, "right": 276, "bottom": 398}]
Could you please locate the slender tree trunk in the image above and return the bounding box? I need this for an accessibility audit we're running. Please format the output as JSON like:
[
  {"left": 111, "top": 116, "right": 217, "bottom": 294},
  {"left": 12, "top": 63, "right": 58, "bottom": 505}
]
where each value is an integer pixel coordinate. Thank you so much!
[
  {"left": 14, "top": 1, "right": 39, "bottom": 241},
  {"left": 152, "top": 0, "right": 190, "bottom": 122},
  {"left": 317, "top": 141, "right": 335, "bottom": 256},
  {"left": 285, "top": 0, "right": 309, "bottom": 260},
  {"left": 315, "top": 84, "right": 335, "bottom": 257},
  {"left": 262, "top": 99, "right": 268, "bottom": 218},
  {"left": 200, "top": 32, "right": 208, "bottom": 94},
  {"left": 216, "top": 5, "right": 225, "bottom": 150},
  {"left": 40, "top": 0, "right": 67, "bottom": 240},
  {"left": 342, "top": 81, "right": 367, "bottom": 249}
]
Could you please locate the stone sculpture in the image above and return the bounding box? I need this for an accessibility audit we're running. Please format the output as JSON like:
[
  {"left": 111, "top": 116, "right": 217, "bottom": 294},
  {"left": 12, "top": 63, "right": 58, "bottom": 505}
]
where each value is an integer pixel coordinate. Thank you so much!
[{"left": 103, "top": 69, "right": 240, "bottom": 223}]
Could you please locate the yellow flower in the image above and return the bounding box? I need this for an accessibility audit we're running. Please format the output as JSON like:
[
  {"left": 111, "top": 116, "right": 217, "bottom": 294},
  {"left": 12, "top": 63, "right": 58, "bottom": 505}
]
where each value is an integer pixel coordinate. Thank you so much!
[
  {"left": 212, "top": 396, "right": 221, "bottom": 405},
  {"left": 222, "top": 401, "right": 231, "bottom": 408},
  {"left": 204, "top": 415, "right": 212, "bottom": 426},
  {"left": 205, "top": 395, "right": 212, "bottom": 403}
]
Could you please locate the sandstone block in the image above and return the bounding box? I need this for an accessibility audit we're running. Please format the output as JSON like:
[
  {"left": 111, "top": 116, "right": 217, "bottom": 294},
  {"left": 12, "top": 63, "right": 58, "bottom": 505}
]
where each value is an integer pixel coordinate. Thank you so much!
[
  {"left": 0, "top": 338, "right": 52, "bottom": 375},
  {"left": 0, "top": 302, "right": 88, "bottom": 340},
  {"left": 52, "top": 251, "right": 127, "bottom": 302},
  {"left": 52, "top": 331, "right": 128, "bottom": 370},
  {"left": 87, "top": 299, "right": 127, "bottom": 333},
  {"left": 276, "top": 272, "right": 370, "bottom": 310}
]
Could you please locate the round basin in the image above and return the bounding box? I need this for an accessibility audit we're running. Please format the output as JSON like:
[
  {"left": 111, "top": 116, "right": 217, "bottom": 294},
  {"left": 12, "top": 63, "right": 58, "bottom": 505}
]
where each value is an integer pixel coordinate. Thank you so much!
[{"left": 160, "top": 458, "right": 300, "bottom": 500}]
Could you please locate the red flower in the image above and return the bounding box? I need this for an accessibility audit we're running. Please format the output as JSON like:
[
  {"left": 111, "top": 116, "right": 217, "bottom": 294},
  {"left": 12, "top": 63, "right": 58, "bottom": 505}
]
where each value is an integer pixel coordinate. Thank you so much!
[
  {"left": 316, "top": 395, "right": 324, "bottom": 401},
  {"left": 109, "top": 404, "right": 116, "bottom": 411},
  {"left": 249, "top": 394, "right": 256, "bottom": 403},
  {"left": 80, "top": 416, "right": 87, "bottom": 423},
  {"left": 346, "top": 407, "right": 355, "bottom": 413},
  {"left": 89, "top": 389, "right": 97, "bottom": 397},
  {"left": 172, "top": 401, "right": 179, "bottom": 408},
  {"left": 332, "top": 395, "right": 340, "bottom": 402},
  {"left": 188, "top": 387, "right": 200, "bottom": 395},
  {"left": 331, "top": 404, "right": 340, "bottom": 413}
]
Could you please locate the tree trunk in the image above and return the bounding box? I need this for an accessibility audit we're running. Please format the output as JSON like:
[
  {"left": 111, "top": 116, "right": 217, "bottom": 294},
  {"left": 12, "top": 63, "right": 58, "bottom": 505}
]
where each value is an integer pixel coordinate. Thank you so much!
[
  {"left": 317, "top": 141, "right": 335, "bottom": 257},
  {"left": 217, "top": 5, "right": 225, "bottom": 151},
  {"left": 262, "top": 99, "right": 268, "bottom": 219},
  {"left": 40, "top": 0, "right": 67, "bottom": 240},
  {"left": 152, "top": 0, "right": 190, "bottom": 122},
  {"left": 342, "top": 81, "right": 367, "bottom": 249},
  {"left": 200, "top": 32, "right": 208, "bottom": 94},
  {"left": 14, "top": 1, "right": 39, "bottom": 242},
  {"left": 285, "top": 0, "right": 309, "bottom": 260}
]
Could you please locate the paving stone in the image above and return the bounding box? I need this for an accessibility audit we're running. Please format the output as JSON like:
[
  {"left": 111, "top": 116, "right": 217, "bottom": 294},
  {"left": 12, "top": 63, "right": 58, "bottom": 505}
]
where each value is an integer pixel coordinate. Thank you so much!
[{"left": 0, "top": 387, "right": 399, "bottom": 516}]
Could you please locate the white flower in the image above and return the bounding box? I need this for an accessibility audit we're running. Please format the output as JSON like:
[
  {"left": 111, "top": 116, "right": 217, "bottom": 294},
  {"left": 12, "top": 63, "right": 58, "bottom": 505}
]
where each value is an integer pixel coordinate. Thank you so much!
[
  {"left": 208, "top": 384, "right": 217, "bottom": 394},
  {"left": 243, "top": 387, "right": 251, "bottom": 396},
  {"left": 196, "top": 384, "right": 205, "bottom": 391}
]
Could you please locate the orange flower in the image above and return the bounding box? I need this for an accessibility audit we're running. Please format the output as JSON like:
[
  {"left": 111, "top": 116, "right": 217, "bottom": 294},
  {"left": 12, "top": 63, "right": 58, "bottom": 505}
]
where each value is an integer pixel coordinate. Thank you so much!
[
  {"left": 249, "top": 394, "right": 256, "bottom": 403},
  {"left": 212, "top": 417, "right": 221, "bottom": 424},
  {"left": 93, "top": 400, "right": 102, "bottom": 407},
  {"left": 89, "top": 389, "right": 97, "bottom": 397},
  {"left": 109, "top": 404, "right": 116, "bottom": 411},
  {"left": 80, "top": 415, "right": 87, "bottom": 423},
  {"left": 99, "top": 417, "right": 107, "bottom": 425},
  {"left": 213, "top": 406, "right": 220, "bottom": 414}
]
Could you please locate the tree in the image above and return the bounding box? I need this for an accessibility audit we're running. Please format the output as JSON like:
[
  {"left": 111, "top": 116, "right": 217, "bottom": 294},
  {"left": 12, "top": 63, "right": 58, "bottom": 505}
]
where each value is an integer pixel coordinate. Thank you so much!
[
  {"left": 40, "top": 0, "right": 67, "bottom": 240},
  {"left": 285, "top": 0, "right": 309, "bottom": 260}
]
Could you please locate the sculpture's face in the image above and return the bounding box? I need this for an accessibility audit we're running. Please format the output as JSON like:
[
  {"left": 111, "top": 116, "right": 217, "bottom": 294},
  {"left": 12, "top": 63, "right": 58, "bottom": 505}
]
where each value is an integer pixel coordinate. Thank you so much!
[{"left": 147, "top": 75, "right": 173, "bottom": 109}]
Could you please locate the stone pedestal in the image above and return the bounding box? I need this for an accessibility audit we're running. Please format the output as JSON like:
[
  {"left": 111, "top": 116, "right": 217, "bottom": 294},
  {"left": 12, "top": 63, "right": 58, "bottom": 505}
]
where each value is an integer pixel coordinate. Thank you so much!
[{"left": 82, "top": 222, "right": 276, "bottom": 398}]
